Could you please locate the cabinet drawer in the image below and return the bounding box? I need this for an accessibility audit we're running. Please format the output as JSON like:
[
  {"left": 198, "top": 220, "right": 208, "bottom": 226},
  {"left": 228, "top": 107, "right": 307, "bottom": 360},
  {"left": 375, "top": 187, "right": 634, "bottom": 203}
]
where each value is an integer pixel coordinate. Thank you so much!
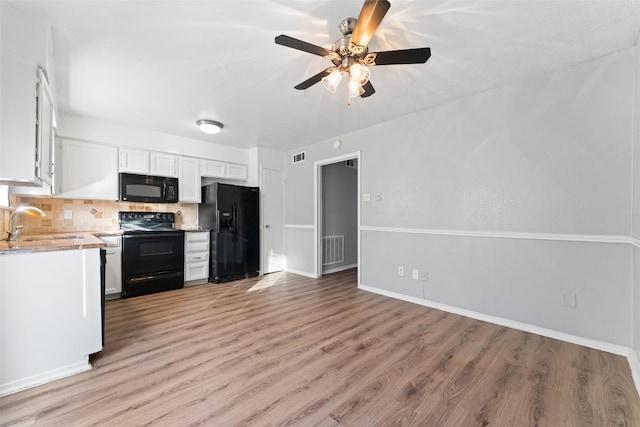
[
  {"left": 186, "top": 232, "right": 209, "bottom": 243},
  {"left": 186, "top": 241, "right": 209, "bottom": 253},
  {"left": 185, "top": 262, "right": 208, "bottom": 281},
  {"left": 186, "top": 252, "right": 209, "bottom": 263}
]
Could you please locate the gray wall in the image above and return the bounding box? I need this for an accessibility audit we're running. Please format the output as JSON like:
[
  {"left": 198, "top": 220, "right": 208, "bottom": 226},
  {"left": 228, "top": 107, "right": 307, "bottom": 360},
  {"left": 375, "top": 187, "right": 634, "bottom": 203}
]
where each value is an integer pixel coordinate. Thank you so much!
[
  {"left": 284, "top": 47, "right": 636, "bottom": 347},
  {"left": 322, "top": 161, "right": 357, "bottom": 273}
]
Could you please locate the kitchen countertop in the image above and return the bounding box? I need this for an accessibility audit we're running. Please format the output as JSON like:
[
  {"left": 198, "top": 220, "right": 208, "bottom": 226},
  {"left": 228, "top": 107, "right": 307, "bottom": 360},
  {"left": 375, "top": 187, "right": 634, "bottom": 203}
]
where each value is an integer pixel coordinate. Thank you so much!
[{"left": 0, "top": 232, "right": 106, "bottom": 254}]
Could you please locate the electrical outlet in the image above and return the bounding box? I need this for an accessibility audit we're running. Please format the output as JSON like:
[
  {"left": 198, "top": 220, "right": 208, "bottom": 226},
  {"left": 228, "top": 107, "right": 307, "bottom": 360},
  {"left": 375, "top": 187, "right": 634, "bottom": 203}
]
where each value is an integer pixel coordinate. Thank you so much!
[
  {"left": 421, "top": 272, "right": 429, "bottom": 281},
  {"left": 412, "top": 269, "right": 419, "bottom": 280},
  {"left": 363, "top": 193, "right": 371, "bottom": 202},
  {"left": 398, "top": 266, "right": 405, "bottom": 277},
  {"left": 63, "top": 210, "right": 73, "bottom": 220}
]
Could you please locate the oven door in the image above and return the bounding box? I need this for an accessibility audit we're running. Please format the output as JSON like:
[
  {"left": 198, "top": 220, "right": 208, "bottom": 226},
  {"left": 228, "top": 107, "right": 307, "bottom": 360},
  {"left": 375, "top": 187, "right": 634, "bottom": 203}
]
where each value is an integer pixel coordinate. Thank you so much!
[{"left": 122, "top": 231, "right": 185, "bottom": 276}]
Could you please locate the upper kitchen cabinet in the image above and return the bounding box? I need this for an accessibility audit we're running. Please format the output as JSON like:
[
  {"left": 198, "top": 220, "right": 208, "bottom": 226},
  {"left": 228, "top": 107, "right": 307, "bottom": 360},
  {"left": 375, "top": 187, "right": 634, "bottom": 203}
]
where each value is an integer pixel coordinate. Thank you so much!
[
  {"left": 201, "top": 159, "right": 247, "bottom": 181},
  {"left": 0, "top": 4, "right": 56, "bottom": 188},
  {"left": 119, "top": 148, "right": 178, "bottom": 177},
  {"left": 226, "top": 163, "right": 248, "bottom": 181},
  {"left": 178, "top": 156, "right": 201, "bottom": 203},
  {"left": 201, "top": 159, "right": 226, "bottom": 178},
  {"left": 58, "top": 139, "right": 119, "bottom": 200}
]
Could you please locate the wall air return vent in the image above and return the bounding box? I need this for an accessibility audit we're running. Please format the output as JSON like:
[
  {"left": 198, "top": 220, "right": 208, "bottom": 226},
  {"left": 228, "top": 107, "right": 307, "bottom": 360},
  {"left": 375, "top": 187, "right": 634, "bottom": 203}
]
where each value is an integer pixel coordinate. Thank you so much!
[{"left": 292, "top": 151, "right": 306, "bottom": 164}]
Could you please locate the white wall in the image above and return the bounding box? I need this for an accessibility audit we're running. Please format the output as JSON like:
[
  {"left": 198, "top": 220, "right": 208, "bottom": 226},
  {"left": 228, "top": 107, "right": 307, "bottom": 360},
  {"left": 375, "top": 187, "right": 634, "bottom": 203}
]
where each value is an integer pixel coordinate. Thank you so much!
[{"left": 285, "top": 48, "right": 635, "bottom": 347}]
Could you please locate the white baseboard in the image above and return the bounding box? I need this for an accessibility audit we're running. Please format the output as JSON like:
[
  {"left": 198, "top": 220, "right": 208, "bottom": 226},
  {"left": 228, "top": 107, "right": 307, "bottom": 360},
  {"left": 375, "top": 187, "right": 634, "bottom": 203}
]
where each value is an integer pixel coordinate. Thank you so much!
[
  {"left": 322, "top": 263, "right": 357, "bottom": 275},
  {"left": 359, "top": 284, "right": 634, "bottom": 360},
  {"left": 628, "top": 350, "right": 640, "bottom": 397},
  {"left": 0, "top": 357, "right": 92, "bottom": 397},
  {"left": 285, "top": 268, "right": 317, "bottom": 279}
]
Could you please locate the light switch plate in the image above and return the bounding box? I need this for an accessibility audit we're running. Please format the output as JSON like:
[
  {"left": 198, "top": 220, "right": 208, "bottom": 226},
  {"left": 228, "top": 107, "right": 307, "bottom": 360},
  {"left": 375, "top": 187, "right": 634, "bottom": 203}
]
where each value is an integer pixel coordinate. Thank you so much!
[{"left": 63, "top": 210, "right": 73, "bottom": 219}]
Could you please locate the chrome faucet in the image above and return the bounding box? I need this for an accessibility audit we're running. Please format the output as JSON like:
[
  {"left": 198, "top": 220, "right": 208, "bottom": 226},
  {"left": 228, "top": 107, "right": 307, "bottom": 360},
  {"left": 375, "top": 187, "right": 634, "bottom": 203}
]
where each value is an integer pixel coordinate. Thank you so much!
[{"left": 6, "top": 206, "right": 46, "bottom": 241}]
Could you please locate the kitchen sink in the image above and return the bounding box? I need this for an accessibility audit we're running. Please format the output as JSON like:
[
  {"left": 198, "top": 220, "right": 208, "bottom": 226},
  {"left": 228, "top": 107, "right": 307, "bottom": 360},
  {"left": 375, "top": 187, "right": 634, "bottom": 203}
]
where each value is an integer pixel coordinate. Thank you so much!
[{"left": 21, "top": 235, "right": 85, "bottom": 242}]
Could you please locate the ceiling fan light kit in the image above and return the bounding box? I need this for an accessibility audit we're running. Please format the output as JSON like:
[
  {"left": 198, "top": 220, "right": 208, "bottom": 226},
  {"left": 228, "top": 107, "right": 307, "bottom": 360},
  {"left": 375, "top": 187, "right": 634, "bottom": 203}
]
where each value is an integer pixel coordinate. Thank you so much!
[
  {"left": 275, "top": 0, "right": 431, "bottom": 104},
  {"left": 196, "top": 119, "right": 223, "bottom": 135}
]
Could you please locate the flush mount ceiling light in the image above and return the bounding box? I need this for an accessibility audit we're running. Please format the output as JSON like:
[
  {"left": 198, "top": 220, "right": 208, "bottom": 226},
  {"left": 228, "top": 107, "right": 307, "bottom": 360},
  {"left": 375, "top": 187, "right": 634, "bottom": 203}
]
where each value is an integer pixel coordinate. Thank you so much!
[{"left": 196, "top": 119, "right": 224, "bottom": 135}]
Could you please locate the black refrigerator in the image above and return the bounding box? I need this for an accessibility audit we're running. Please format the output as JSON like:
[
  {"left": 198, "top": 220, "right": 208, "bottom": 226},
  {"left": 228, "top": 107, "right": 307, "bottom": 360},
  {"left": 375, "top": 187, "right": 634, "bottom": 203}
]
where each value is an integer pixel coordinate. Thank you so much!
[{"left": 198, "top": 183, "right": 260, "bottom": 283}]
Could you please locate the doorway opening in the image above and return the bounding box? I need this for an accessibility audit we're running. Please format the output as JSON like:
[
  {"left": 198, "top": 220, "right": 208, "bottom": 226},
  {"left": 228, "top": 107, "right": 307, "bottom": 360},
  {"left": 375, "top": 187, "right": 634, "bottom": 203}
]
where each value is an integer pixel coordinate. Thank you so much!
[{"left": 314, "top": 152, "right": 361, "bottom": 284}]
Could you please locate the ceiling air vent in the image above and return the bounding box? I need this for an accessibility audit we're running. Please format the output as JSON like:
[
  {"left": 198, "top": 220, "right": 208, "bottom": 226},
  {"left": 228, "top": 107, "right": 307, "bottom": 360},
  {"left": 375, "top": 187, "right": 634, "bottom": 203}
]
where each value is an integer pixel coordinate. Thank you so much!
[
  {"left": 292, "top": 151, "right": 306, "bottom": 164},
  {"left": 346, "top": 159, "right": 357, "bottom": 169}
]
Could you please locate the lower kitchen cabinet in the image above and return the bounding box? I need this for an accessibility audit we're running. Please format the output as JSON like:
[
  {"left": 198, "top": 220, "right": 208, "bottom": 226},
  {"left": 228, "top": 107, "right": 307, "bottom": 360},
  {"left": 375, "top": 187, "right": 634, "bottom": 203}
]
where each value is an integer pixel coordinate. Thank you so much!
[
  {"left": 0, "top": 248, "right": 102, "bottom": 395},
  {"left": 99, "top": 235, "right": 122, "bottom": 297},
  {"left": 184, "top": 231, "right": 209, "bottom": 284}
]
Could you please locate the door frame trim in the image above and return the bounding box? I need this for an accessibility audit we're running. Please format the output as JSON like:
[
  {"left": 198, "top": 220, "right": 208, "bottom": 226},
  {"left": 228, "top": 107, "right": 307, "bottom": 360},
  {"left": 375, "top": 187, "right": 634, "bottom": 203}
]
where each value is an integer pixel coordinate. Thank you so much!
[
  {"left": 260, "top": 166, "right": 285, "bottom": 275},
  {"left": 313, "top": 151, "right": 361, "bottom": 284}
]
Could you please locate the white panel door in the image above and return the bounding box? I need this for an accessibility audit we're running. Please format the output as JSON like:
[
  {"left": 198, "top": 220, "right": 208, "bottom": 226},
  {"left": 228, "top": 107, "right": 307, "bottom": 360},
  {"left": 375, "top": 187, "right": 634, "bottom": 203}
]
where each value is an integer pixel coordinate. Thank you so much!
[{"left": 262, "top": 168, "right": 285, "bottom": 274}]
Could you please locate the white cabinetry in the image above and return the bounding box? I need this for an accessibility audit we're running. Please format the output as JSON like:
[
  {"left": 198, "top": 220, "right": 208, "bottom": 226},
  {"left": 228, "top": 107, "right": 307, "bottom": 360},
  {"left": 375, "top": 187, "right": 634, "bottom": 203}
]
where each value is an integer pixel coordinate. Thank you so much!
[
  {"left": 0, "top": 61, "right": 55, "bottom": 188},
  {"left": 178, "top": 156, "right": 201, "bottom": 203},
  {"left": 184, "top": 231, "right": 209, "bottom": 284},
  {"left": 99, "top": 236, "right": 122, "bottom": 297},
  {"left": 0, "top": 248, "right": 103, "bottom": 395},
  {"left": 226, "top": 163, "right": 248, "bottom": 181},
  {"left": 118, "top": 147, "right": 149, "bottom": 174},
  {"left": 119, "top": 148, "right": 177, "bottom": 178},
  {"left": 150, "top": 152, "right": 177, "bottom": 177},
  {"left": 58, "top": 139, "right": 118, "bottom": 200},
  {"left": 201, "top": 159, "right": 226, "bottom": 178},
  {"left": 201, "top": 159, "right": 248, "bottom": 181},
  {"left": 1, "top": 4, "right": 56, "bottom": 188}
]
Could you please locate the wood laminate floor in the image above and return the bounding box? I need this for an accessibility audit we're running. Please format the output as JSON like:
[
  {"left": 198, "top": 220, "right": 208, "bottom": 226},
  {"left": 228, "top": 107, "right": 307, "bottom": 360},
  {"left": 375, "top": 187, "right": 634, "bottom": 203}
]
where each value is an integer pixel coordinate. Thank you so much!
[{"left": 1, "top": 269, "right": 639, "bottom": 426}]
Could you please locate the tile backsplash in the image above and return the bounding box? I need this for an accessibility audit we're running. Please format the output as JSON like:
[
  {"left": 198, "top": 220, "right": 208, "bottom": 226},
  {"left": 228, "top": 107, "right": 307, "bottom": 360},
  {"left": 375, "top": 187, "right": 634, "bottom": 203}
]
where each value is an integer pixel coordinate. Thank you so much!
[{"left": 1, "top": 195, "right": 198, "bottom": 236}]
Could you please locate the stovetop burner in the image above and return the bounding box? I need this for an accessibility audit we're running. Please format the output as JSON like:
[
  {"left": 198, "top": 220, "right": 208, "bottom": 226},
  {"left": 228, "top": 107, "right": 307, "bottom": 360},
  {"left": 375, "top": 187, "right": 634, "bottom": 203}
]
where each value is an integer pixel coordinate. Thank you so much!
[{"left": 119, "top": 211, "right": 176, "bottom": 232}]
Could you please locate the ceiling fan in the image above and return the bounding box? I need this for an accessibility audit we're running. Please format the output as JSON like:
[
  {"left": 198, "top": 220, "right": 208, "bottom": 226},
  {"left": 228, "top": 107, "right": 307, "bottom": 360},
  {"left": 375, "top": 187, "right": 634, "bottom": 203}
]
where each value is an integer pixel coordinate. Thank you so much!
[{"left": 275, "top": 0, "right": 431, "bottom": 104}]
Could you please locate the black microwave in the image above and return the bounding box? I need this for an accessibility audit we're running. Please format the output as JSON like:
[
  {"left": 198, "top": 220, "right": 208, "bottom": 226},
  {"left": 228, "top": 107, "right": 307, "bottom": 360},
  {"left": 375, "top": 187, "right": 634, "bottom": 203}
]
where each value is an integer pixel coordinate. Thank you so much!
[{"left": 119, "top": 173, "right": 179, "bottom": 203}]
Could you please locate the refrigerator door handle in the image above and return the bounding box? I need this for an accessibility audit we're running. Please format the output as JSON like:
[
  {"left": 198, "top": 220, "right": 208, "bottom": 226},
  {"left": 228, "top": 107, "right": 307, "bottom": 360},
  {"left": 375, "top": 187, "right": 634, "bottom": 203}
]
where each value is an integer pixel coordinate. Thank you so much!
[
  {"left": 232, "top": 203, "right": 238, "bottom": 241},
  {"left": 215, "top": 209, "right": 220, "bottom": 233}
]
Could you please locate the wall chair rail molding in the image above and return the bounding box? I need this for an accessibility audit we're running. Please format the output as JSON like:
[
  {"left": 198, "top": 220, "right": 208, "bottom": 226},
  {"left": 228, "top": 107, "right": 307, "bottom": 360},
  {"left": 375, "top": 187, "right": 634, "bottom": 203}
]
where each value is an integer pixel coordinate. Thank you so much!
[{"left": 359, "top": 226, "right": 632, "bottom": 245}]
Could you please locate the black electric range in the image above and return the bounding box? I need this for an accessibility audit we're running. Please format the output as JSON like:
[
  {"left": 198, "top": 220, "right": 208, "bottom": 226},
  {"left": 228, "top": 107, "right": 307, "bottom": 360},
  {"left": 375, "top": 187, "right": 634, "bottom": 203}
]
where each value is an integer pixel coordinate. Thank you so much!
[{"left": 119, "top": 212, "right": 185, "bottom": 298}]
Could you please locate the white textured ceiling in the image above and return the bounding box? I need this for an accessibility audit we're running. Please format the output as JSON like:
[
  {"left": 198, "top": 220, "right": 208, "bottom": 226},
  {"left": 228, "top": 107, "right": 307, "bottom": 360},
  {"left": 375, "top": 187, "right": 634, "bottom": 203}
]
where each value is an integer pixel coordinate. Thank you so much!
[{"left": 7, "top": 0, "right": 640, "bottom": 151}]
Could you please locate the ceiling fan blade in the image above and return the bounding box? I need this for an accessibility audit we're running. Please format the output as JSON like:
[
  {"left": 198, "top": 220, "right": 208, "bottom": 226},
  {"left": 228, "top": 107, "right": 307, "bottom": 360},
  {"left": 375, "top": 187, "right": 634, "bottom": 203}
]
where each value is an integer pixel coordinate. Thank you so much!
[
  {"left": 349, "top": 0, "right": 391, "bottom": 54},
  {"left": 294, "top": 68, "right": 332, "bottom": 90},
  {"left": 360, "top": 81, "right": 375, "bottom": 98},
  {"left": 367, "top": 47, "right": 431, "bottom": 65},
  {"left": 275, "top": 35, "right": 335, "bottom": 58}
]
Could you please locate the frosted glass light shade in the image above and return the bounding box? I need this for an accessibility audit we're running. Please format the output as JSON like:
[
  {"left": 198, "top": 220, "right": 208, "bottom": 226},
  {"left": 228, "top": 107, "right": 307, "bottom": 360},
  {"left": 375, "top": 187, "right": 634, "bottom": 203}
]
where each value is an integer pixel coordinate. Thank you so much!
[
  {"left": 349, "top": 63, "right": 370, "bottom": 85},
  {"left": 322, "top": 69, "right": 342, "bottom": 93},
  {"left": 196, "top": 119, "right": 224, "bottom": 134}
]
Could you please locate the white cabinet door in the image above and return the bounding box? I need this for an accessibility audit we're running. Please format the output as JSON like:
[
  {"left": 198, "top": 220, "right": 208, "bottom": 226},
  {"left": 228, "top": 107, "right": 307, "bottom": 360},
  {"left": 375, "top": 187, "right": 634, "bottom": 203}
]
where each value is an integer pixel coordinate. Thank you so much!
[
  {"left": 105, "top": 249, "right": 122, "bottom": 295},
  {"left": 178, "top": 156, "right": 201, "bottom": 203},
  {"left": 201, "top": 159, "right": 226, "bottom": 178},
  {"left": 0, "top": 60, "right": 43, "bottom": 187},
  {"left": 58, "top": 139, "right": 119, "bottom": 200},
  {"left": 119, "top": 148, "right": 149, "bottom": 174},
  {"left": 226, "top": 163, "right": 248, "bottom": 181},
  {"left": 150, "top": 152, "right": 177, "bottom": 177},
  {"left": 37, "top": 69, "right": 54, "bottom": 187}
]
